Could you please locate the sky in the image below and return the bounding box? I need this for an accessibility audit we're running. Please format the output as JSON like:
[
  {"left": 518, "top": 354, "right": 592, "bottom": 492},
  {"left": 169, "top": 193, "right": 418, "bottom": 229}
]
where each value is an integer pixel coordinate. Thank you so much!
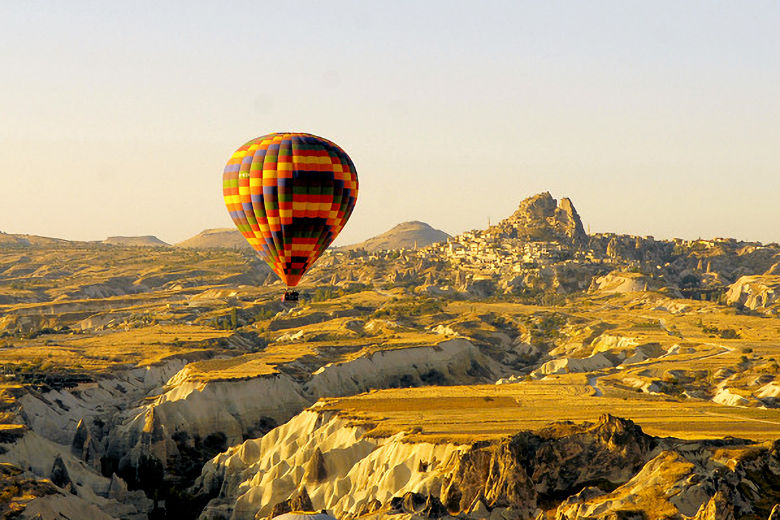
[{"left": 1, "top": 1, "right": 779, "bottom": 246}]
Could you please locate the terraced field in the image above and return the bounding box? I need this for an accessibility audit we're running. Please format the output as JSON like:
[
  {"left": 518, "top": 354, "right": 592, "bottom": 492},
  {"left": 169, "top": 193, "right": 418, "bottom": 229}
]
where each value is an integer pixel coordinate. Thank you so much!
[{"left": 319, "top": 377, "right": 780, "bottom": 443}]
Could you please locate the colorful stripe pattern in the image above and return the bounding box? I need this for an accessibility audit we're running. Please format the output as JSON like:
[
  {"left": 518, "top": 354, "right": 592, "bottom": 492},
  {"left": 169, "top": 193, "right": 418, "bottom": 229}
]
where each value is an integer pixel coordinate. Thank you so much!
[{"left": 223, "top": 132, "right": 358, "bottom": 287}]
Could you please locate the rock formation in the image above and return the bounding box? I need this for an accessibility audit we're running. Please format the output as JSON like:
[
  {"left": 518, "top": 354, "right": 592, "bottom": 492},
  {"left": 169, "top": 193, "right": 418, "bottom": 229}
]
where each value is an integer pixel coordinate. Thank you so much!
[
  {"left": 440, "top": 415, "right": 655, "bottom": 516},
  {"left": 265, "top": 487, "right": 315, "bottom": 519},
  {"left": 726, "top": 274, "right": 780, "bottom": 314},
  {"left": 194, "top": 409, "right": 780, "bottom": 520},
  {"left": 490, "top": 192, "right": 588, "bottom": 245}
]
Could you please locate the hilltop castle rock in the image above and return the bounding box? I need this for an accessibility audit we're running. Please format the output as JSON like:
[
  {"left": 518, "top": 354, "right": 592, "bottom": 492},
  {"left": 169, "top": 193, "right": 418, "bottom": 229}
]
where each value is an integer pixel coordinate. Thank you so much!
[{"left": 490, "top": 192, "right": 588, "bottom": 245}]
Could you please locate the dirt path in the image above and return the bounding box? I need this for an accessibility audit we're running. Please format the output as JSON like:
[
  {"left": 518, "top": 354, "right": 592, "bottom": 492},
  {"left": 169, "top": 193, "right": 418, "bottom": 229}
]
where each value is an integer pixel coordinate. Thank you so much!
[
  {"left": 698, "top": 410, "right": 780, "bottom": 426},
  {"left": 587, "top": 375, "right": 604, "bottom": 396}
]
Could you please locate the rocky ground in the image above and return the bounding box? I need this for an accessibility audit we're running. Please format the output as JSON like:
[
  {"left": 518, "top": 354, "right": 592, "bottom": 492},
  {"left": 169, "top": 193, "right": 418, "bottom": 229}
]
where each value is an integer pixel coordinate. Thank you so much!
[{"left": 0, "top": 194, "right": 778, "bottom": 519}]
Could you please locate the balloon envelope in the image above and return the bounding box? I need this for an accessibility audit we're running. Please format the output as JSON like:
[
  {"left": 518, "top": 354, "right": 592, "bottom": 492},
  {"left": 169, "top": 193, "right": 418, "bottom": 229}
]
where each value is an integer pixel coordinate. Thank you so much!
[
  {"left": 271, "top": 514, "right": 338, "bottom": 520},
  {"left": 223, "top": 133, "right": 358, "bottom": 287}
]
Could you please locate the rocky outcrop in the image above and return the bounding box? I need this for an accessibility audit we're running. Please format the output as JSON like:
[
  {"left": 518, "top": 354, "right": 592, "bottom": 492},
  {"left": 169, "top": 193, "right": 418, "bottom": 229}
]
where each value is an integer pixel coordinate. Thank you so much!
[
  {"left": 20, "top": 494, "right": 121, "bottom": 520},
  {"left": 49, "top": 454, "right": 74, "bottom": 492},
  {"left": 9, "top": 333, "right": 499, "bottom": 517},
  {"left": 387, "top": 492, "right": 449, "bottom": 518},
  {"left": 18, "top": 359, "right": 188, "bottom": 446},
  {"left": 531, "top": 352, "right": 617, "bottom": 377},
  {"left": 304, "top": 448, "right": 327, "bottom": 484},
  {"left": 195, "top": 414, "right": 655, "bottom": 520},
  {"left": 726, "top": 275, "right": 780, "bottom": 314},
  {"left": 100, "top": 338, "right": 499, "bottom": 498},
  {"left": 265, "top": 487, "right": 315, "bottom": 519},
  {"left": 555, "top": 450, "right": 699, "bottom": 519},
  {"left": 691, "top": 490, "right": 736, "bottom": 520},
  {"left": 0, "top": 429, "right": 153, "bottom": 519},
  {"left": 589, "top": 271, "right": 666, "bottom": 294},
  {"left": 440, "top": 415, "right": 655, "bottom": 516},
  {"left": 712, "top": 388, "right": 751, "bottom": 407},
  {"left": 197, "top": 410, "right": 780, "bottom": 520},
  {"left": 305, "top": 338, "right": 500, "bottom": 397},
  {"left": 71, "top": 418, "right": 101, "bottom": 470},
  {"left": 195, "top": 408, "right": 466, "bottom": 520},
  {"left": 555, "top": 439, "right": 780, "bottom": 520},
  {"left": 6, "top": 358, "right": 198, "bottom": 517},
  {"left": 490, "top": 192, "right": 588, "bottom": 245}
]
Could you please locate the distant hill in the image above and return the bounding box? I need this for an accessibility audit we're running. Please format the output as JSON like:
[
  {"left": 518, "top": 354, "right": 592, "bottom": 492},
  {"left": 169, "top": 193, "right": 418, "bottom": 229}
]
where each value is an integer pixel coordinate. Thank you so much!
[
  {"left": 176, "top": 228, "right": 251, "bottom": 250},
  {"left": 343, "top": 221, "right": 450, "bottom": 252},
  {"left": 0, "top": 232, "right": 72, "bottom": 247},
  {"left": 103, "top": 236, "right": 170, "bottom": 247}
]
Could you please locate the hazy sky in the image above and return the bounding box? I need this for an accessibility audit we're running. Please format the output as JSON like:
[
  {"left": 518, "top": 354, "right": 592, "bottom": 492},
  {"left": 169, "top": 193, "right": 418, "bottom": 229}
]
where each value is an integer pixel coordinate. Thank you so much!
[{"left": 1, "top": 1, "right": 779, "bottom": 245}]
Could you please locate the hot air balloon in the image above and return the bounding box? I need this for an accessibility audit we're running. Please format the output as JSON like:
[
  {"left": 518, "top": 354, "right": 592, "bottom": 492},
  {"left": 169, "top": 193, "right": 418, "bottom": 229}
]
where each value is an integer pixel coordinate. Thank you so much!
[
  {"left": 271, "top": 513, "right": 338, "bottom": 520},
  {"left": 223, "top": 133, "right": 358, "bottom": 301}
]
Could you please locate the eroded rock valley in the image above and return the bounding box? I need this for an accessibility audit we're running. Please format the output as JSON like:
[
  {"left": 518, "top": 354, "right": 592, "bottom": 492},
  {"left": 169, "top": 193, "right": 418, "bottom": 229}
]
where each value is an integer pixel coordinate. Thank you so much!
[{"left": 1, "top": 193, "right": 779, "bottom": 519}]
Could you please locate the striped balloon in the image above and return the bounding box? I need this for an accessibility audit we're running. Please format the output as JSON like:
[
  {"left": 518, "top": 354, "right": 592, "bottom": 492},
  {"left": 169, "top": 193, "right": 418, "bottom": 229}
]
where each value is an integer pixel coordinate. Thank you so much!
[
  {"left": 270, "top": 514, "right": 338, "bottom": 520},
  {"left": 223, "top": 133, "right": 358, "bottom": 287}
]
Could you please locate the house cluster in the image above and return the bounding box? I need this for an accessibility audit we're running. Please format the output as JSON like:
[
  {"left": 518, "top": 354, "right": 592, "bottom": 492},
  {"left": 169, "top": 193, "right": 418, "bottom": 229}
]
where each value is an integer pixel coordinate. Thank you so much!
[
  {"left": 672, "top": 237, "right": 771, "bottom": 251},
  {"left": 422, "top": 230, "right": 575, "bottom": 272}
]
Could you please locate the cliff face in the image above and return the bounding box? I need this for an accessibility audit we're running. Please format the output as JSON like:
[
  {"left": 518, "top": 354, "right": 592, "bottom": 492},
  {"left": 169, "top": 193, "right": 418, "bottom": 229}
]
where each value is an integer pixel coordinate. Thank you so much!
[
  {"left": 194, "top": 411, "right": 780, "bottom": 520},
  {"left": 0, "top": 430, "right": 153, "bottom": 519},
  {"left": 555, "top": 439, "right": 780, "bottom": 520},
  {"left": 195, "top": 408, "right": 467, "bottom": 520},
  {"left": 5, "top": 337, "right": 501, "bottom": 519},
  {"left": 439, "top": 414, "right": 656, "bottom": 517},
  {"left": 101, "top": 338, "right": 499, "bottom": 487},
  {"left": 491, "top": 192, "right": 588, "bottom": 245}
]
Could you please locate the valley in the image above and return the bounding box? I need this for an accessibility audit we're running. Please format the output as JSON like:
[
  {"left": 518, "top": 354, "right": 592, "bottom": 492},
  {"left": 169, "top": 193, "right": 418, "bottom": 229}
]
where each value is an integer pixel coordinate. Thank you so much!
[{"left": 0, "top": 193, "right": 778, "bottom": 519}]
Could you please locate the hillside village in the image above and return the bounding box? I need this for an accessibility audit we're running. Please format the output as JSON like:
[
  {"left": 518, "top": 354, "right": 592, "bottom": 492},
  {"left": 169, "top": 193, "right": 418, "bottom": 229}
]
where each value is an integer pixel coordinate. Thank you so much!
[{"left": 321, "top": 192, "right": 779, "bottom": 314}]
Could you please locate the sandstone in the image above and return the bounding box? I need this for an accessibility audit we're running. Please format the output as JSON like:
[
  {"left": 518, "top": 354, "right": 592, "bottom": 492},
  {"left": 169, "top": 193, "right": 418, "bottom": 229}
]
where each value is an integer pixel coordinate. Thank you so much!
[
  {"left": 196, "top": 409, "right": 466, "bottom": 520},
  {"left": 590, "top": 272, "right": 660, "bottom": 294},
  {"left": 20, "top": 493, "right": 120, "bottom": 520},
  {"left": 489, "top": 192, "right": 588, "bottom": 245},
  {"left": 532, "top": 352, "right": 616, "bottom": 377},
  {"left": 726, "top": 275, "right": 780, "bottom": 313},
  {"left": 440, "top": 415, "right": 655, "bottom": 518},
  {"left": 430, "top": 324, "right": 459, "bottom": 336},
  {"left": 467, "top": 499, "right": 490, "bottom": 519},
  {"left": 712, "top": 388, "right": 750, "bottom": 407}
]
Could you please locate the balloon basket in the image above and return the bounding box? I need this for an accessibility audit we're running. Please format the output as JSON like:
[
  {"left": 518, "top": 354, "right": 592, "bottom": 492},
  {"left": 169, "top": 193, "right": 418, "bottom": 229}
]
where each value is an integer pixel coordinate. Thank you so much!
[{"left": 281, "top": 290, "right": 299, "bottom": 304}]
